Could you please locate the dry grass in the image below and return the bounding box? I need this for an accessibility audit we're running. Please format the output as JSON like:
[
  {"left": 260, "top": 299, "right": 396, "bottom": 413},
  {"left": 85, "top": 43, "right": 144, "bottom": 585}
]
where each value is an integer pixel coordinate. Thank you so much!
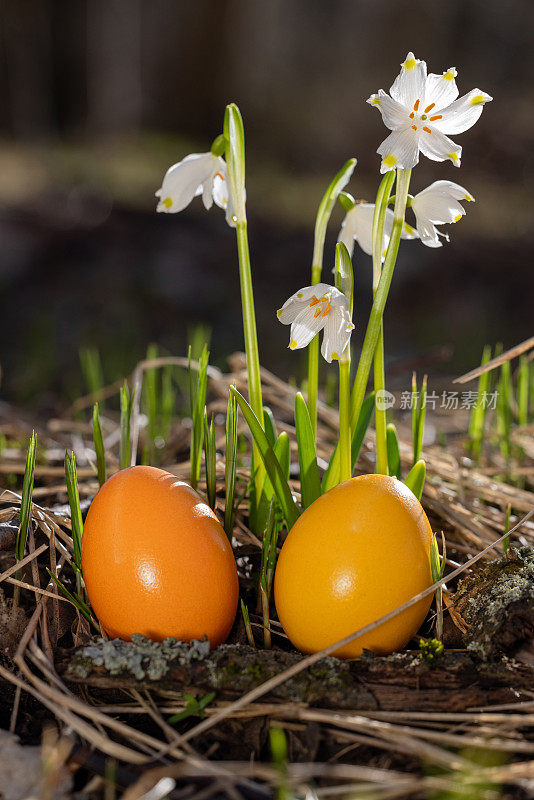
[{"left": 0, "top": 353, "right": 533, "bottom": 799}]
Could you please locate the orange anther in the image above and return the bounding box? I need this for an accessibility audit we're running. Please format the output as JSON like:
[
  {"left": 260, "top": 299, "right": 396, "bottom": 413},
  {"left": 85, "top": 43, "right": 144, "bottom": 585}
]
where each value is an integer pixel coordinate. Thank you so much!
[
  {"left": 412, "top": 125, "right": 417, "bottom": 130},
  {"left": 322, "top": 304, "right": 332, "bottom": 317},
  {"left": 409, "top": 111, "right": 415, "bottom": 119},
  {"left": 309, "top": 297, "right": 320, "bottom": 307},
  {"left": 413, "top": 99, "right": 420, "bottom": 111},
  {"left": 423, "top": 126, "right": 431, "bottom": 133},
  {"left": 424, "top": 103, "right": 435, "bottom": 113},
  {"left": 429, "top": 114, "right": 442, "bottom": 121},
  {"left": 314, "top": 308, "right": 322, "bottom": 319}
]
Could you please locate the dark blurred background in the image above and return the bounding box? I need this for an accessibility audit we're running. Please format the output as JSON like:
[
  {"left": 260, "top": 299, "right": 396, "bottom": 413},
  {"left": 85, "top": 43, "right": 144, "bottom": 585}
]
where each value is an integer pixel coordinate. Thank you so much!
[{"left": 0, "top": 0, "right": 532, "bottom": 406}]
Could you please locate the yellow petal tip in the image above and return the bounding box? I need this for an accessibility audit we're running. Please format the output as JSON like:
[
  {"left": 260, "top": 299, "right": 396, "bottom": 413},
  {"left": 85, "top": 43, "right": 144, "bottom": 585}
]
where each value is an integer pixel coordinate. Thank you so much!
[{"left": 289, "top": 340, "right": 298, "bottom": 350}]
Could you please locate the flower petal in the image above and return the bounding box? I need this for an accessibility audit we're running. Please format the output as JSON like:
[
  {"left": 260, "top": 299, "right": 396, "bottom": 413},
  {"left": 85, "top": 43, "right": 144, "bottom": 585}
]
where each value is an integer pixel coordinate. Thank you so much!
[
  {"left": 155, "top": 153, "right": 219, "bottom": 214},
  {"left": 321, "top": 308, "right": 354, "bottom": 363},
  {"left": 418, "top": 128, "right": 462, "bottom": 166},
  {"left": 424, "top": 68, "right": 459, "bottom": 111},
  {"left": 434, "top": 89, "right": 492, "bottom": 135},
  {"left": 389, "top": 52, "right": 427, "bottom": 109},
  {"left": 338, "top": 203, "right": 374, "bottom": 257},
  {"left": 377, "top": 127, "right": 421, "bottom": 172},
  {"left": 289, "top": 306, "right": 327, "bottom": 351},
  {"left": 413, "top": 193, "right": 465, "bottom": 226},
  {"left": 415, "top": 218, "right": 443, "bottom": 248},
  {"left": 277, "top": 284, "right": 333, "bottom": 324},
  {"left": 417, "top": 179, "right": 474, "bottom": 203},
  {"left": 366, "top": 90, "right": 408, "bottom": 131}
]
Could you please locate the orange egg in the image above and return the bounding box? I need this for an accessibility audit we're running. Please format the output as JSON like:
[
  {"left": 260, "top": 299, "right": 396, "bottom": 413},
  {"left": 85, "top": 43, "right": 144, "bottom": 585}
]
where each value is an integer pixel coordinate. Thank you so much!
[
  {"left": 82, "top": 466, "right": 238, "bottom": 646},
  {"left": 274, "top": 474, "right": 433, "bottom": 658}
]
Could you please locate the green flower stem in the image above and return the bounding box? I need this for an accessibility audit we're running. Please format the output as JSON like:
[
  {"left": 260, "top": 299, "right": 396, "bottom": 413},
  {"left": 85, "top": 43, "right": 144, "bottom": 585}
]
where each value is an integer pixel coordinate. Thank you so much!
[
  {"left": 236, "top": 220, "right": 265, "bottom": 500},
  {"left": 307, "top": 159, "right": 357, "bottom": 436},
  {"left": 338, "top": 354, "right": 351, "bottom": 482},
  {"left": 373, "top": 327, "right": 388, "bottom": 474},
  {"left": 328, "top": 169, "right": 411, "bottom": 487},
  {"left": 224, "top": 104, "right": 265, "bottom": 505},
  {"left": 372, "top": 172, "right": 395, "bottom": 475}
]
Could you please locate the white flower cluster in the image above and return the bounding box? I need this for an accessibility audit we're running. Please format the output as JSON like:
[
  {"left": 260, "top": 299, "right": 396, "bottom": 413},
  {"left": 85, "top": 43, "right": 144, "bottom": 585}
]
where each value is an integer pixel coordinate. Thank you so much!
[{"left": 153, "top": 52, "right": 491, "bottom": 363}]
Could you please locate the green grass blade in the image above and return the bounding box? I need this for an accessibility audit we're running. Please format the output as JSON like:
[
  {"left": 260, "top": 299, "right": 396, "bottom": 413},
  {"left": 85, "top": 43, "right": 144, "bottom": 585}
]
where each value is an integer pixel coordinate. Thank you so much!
[
  {"left": 119, "top": 382, "right": 132, "bottom": 470},
  {"left": 161, "top": 364, "right": 176, "bottom": 443},
  {"left": 231, "top": 387, "right": 300, "bottom": 529},
  {"left": 92, "top": 402, "right": 106, "bottom": 487},
  {"left": 263, "top": 407, "right": 277, "bottom": 448},
  {"left": 15, "top": 431, "right": 37, "bottom": 562},
  {"left": 351, "top": 391, "right": 375, "bottom": 472},
  {"left": 64, "top": 451, "right": 83, "bottom": 570},
  {"left": 224, "top": 389, "right": 238, "bottom": 540},
  {"left": 168, "top": 692, "right": 216, "bottom": 724},
  {"left": 188, "top": 323, "right": 212, "bottom": 362},
  {"left": 189, "top": 344, "right": 209, "bottom": 489},
  {"left": 405, "top": 458, "right": 426, "bottom": 500},
  {"left": 256, "top": 432, "right": 291, "bottom": 534},
  {"left": 46, "top": 568, "right": 94, "bottom": 624},
  {"left": 322, "top": 392, "right": 375, "bottom": 493},
  {"left": 143, "top": 343, "right": 159, "bottom": 464},
  {"left": 294, "top": 392, "right": 321, "bottom": 508},
  {"left": 204, "top": 412, "right": 217, "bottom": 510},
  {"left": 430, "top": 534, "right": 443, "bottom": 640},
  {"left": 517, "top": 355, "right": 529, "bottom": 427},
  {"left": 497, "top": 360, "right": 512, "bottom": 463},
  {"left": 468, "top": 344, "right": 492, "bottom": 461},
  {"left": 416, "top": 375, "right": 427, "bottom": 463},
  {"left": 79, "top": 346, "right": 105, "bottom": 398},
  {"left": 412, "top": 373, "right": 427, "bottom": 466},
  {"left": 411, "top": 372, "right": 418, "bottom": 462},
  {"left": 386, "top": 422, "right": 401, "bottom": 479}
]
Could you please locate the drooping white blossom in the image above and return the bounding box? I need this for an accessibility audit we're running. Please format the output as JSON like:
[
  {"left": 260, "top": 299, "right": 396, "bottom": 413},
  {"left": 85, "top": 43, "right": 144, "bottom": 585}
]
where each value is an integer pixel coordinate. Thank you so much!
[
  {"left": 277, "top": 283, "right": 354, "bottom": 363},
  {"left": 410, "top": 180, "right": 474, "bottom": 247},
  {"left": 155, "top": 152, "right": 235, "bottom": 226},
  {"left": 367, "top": 52, "right": 492, "bottom": 173},
  {"left": 338, "top": 202, "right": 417, "bottom": 259}
]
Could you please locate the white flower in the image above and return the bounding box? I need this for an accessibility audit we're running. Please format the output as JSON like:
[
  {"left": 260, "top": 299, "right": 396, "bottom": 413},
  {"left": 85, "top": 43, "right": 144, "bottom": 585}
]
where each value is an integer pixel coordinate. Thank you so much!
[
  {"left": 155, "top": 152, "right": 235, "bottom": 226},
  {"left": 277, "top": 284, "right": 354, "bottom": 363},
  {"left": 367, "top": 52, "right": 492, "bottom": 173},
  {"left": 338, "top": 202, "right": 417, "bottom": 259},
  {"left": 410, "top": 180, "right": 474, "bottom": 247}
]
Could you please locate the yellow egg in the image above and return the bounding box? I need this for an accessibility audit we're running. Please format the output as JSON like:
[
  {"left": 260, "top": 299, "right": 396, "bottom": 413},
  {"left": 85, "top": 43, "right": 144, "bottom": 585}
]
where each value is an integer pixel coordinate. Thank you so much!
[
  {"left": 82, "top": 466, "right": 239, "bottom": 646},
  {"left": 274, "top": 474, "right": 433, "bottom": 658}
]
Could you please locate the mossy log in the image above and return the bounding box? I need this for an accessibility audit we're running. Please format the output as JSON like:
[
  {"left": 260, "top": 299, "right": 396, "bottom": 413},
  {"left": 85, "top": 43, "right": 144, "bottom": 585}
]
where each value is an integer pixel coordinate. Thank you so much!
[
  {"left": 63, "top": 638, "right": 534, "bottom": 713},
  {"left": 61, "top": 547, "right": 534, "bottom": 713}
]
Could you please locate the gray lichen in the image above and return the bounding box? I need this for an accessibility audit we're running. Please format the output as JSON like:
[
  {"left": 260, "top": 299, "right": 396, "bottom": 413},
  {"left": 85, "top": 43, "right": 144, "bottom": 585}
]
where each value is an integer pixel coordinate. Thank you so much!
[
  {"left": 454, "top": 546, "right": 534, "bottom": 660},
  {"left": 70, "top": 634, "right": 211, "bottom": 681}
]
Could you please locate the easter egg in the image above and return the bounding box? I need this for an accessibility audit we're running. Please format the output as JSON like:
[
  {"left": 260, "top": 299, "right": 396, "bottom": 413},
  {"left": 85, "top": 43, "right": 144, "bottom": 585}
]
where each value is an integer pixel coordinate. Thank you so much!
[
  {"left": 81, "top": 466, "right": 238, "bottom": 646},
  {"left": 274, "top": 474, "right": 433, "bottom": 658}
]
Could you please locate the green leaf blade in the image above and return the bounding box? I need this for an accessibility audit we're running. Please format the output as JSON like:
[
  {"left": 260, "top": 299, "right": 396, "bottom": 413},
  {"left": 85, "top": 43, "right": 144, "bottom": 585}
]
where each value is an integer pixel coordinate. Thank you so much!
[
  {"left": 294, "top": 392, "right": 321, "bottom": 508},
  {"left": 231, "top": 387, "right": 300, "bottom": 529},
  {"left": 16, "top": 431, "right": 37, "bottom": 562},
  {"left": 405, "top": 458, "right": 426, "bottom": 500}
]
